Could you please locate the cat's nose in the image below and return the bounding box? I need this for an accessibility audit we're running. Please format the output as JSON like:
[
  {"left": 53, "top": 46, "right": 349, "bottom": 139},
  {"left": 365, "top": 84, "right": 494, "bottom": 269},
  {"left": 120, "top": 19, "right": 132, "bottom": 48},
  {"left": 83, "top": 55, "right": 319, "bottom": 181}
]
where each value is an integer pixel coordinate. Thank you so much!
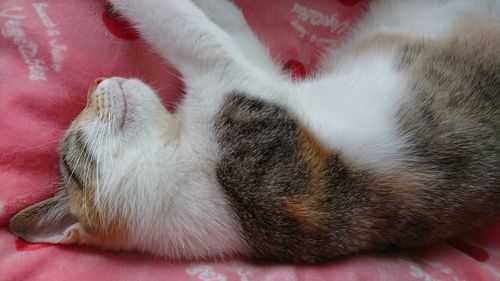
[
  {"left": 87, "top": 77, "right": 108, "bottom": 100},
  {"left": 95, "top": 77, "right": 105, "bottom": 85}
]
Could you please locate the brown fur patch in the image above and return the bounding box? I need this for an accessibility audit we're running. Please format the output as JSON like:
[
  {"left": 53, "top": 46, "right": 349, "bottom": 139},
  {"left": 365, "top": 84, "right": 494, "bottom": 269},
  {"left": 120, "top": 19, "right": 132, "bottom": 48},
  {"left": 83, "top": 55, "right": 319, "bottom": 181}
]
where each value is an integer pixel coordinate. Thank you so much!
[
  {"left": 280, "top": 127, "right": 331, "bottom": 230},
  {"left": 296, "top": 126, "right": 331, "bottom": 175},
  {"left": 67, "top": 186, "right": 128, "bottom": 248},
  {"left": 281, "top": 196, "right": 326, "bottom": 230},
  {"left": 451, "top": 14, "right": 500, "bottom": 44}
]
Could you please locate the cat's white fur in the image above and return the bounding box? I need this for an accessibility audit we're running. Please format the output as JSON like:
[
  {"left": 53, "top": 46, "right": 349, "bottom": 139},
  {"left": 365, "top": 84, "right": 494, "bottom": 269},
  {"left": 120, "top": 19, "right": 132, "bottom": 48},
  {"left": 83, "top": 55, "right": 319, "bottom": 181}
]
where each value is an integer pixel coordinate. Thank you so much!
[{"left": 80, "top": 0, "right": 500, "bottom": 258}]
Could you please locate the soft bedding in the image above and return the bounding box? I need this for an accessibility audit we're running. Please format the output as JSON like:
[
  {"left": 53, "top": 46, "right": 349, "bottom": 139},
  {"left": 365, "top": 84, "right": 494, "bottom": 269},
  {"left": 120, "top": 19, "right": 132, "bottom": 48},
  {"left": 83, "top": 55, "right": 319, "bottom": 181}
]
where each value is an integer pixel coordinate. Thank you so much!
[{"left": 1, "top": 0, "right": 499, "bottom": 280}]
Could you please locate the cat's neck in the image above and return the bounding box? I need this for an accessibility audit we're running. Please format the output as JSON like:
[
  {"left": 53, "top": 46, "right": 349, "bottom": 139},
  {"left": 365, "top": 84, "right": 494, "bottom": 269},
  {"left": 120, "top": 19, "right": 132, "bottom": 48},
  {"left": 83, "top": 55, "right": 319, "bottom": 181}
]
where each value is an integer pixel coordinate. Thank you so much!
[{"left": 122, "top": 140, "right": 247, "bottom": 259}]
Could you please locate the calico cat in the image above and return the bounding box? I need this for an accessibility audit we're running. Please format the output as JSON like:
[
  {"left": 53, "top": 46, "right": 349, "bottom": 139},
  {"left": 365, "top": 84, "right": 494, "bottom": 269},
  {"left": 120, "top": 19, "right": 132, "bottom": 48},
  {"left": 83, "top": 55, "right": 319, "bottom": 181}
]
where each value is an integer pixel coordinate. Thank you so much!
[{"left": 9, "top": 0, "right": 500, "bottom": 263}]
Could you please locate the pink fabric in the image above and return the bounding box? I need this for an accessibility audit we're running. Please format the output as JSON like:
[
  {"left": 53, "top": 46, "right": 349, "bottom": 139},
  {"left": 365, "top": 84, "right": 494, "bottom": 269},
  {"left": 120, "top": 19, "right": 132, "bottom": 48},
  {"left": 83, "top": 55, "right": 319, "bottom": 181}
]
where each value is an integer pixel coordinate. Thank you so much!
[{"left": 0, "top": 0, "right": 499, "bottom": 280}]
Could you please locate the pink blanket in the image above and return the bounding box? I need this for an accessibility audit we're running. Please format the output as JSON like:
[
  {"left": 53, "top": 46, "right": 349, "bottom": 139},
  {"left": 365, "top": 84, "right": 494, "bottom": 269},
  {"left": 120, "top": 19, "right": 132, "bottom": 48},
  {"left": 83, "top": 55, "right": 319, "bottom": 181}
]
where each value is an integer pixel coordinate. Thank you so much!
[{"left": 1, "top": 0, "right": 499, "bottom": 280}]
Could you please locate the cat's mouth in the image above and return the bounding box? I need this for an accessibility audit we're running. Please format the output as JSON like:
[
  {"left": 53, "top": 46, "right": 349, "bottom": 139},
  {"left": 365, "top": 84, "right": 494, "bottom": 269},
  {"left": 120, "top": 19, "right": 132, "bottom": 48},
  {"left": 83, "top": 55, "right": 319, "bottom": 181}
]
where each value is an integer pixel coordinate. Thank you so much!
[
  {"left": 119, "top": 85, "right": 128, "bottom": 129},
  {"left": 87, "top": 77, "right": 128, "bottom": 129}
]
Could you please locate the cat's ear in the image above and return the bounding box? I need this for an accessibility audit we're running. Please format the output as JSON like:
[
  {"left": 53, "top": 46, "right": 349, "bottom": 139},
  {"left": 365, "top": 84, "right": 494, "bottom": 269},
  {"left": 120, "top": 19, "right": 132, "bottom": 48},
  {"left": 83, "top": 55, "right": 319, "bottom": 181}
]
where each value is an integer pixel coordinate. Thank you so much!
[{"left": 8, "top": 192, "right": 87, "bottom": 244}]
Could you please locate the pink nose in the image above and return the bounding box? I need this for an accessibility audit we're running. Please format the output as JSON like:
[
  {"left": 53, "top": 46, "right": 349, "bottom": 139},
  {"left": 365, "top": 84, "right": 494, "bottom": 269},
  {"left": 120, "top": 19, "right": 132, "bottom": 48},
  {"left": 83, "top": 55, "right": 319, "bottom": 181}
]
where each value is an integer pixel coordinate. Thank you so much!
[
  {"left": 94, "top": 77, "right": 105, "bottom": 85},
  {"left": 87, "top": 77, "right": 107, "bottom": 100}
]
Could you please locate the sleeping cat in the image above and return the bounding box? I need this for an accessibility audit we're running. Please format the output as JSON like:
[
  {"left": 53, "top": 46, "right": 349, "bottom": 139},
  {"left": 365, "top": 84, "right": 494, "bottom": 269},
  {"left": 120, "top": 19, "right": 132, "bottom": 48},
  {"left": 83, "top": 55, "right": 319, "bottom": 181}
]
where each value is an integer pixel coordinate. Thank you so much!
[{"left": 9, "top": 0, "right": 500, "bottom": 263}]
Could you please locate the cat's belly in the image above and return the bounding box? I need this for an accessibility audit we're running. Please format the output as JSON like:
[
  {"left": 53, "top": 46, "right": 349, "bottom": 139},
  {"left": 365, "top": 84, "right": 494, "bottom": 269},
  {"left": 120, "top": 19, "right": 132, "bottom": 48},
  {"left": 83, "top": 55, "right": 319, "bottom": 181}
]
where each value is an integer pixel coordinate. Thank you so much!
[{"left": 289, "top": 51, "right": 410, "bottom": 171}]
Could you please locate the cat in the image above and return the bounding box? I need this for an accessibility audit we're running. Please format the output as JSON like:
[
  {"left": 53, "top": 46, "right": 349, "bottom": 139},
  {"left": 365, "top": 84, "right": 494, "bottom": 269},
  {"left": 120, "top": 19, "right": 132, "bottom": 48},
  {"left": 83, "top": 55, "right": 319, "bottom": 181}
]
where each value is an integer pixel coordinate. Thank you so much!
[{"left": 9, "top": 0, "right": 500, "bottom": 263}]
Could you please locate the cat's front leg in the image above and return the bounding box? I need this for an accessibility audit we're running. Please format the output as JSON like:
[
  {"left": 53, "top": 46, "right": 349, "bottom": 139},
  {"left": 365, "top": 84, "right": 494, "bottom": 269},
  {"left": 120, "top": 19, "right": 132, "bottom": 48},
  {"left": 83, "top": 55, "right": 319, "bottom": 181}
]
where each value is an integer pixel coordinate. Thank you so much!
[
  {"left": 190, "top": 0, "right": 280, "bottom": 75},
  {"left": 109, "top": 0, "right": 286, "bottom": 111},
  {"left": 109, "top": 0, "right": 248, "bottom": 79}
]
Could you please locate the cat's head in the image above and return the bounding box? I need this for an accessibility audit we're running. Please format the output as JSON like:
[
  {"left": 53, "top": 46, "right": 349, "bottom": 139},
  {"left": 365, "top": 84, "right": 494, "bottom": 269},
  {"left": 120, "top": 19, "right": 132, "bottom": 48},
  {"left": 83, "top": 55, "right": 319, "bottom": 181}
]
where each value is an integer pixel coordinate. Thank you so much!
[{"left": 9, "top": 77, "right": 175, "bottom": 250}]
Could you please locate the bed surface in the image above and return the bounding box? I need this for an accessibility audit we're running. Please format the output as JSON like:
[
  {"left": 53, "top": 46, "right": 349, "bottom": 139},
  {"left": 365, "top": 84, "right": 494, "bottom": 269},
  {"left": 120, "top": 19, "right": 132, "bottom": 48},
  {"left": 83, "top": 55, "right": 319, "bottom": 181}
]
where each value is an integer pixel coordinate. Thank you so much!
[{"left": 1, "top": 0, "right": 499, "bottom": 280}]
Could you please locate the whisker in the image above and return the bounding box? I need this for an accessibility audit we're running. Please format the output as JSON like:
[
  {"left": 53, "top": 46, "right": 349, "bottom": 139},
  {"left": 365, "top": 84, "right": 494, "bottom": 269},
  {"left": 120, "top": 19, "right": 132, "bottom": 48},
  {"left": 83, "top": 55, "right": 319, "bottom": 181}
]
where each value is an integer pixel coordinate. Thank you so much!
[
  {"left": 89, "top": 118, "right": 107, "bottom": 223},
  {"left": 80, "top": 127, "right": 98, "bottom": 221},
  {"left": 94, "top": 110, "right": 113, "bottom": 228},
  {"left": 99, "top": 109, "right": 114, "bottom": 229},
  {"left": 93, "top": 120, "right": 105, "bottom": 203},
  {"left": 64, "top": 131, "right": 89, "bottom": 191},
  {"left": 5, "top": 139, "right": 61, "bottom": 155},
  {"left": 79, "top": 118, "right": 102, "bottom": 221}
]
